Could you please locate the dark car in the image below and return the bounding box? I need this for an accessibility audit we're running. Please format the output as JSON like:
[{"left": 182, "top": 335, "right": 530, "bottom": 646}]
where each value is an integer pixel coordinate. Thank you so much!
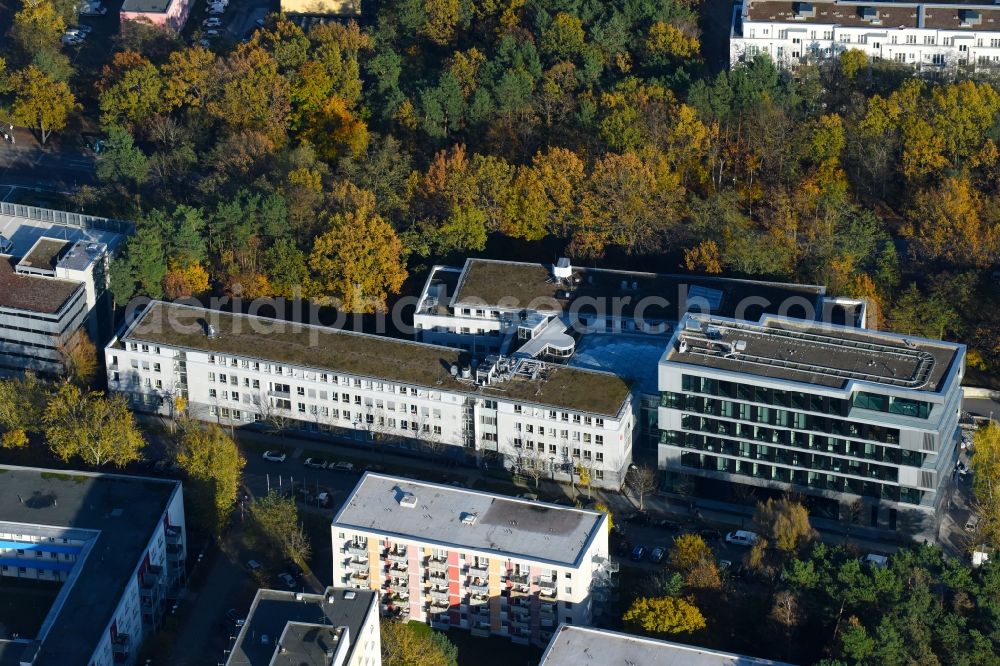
[
  {"left": 655, "top": 519, "right": 682, "bottom": 533},
  {"left": 649, "top": 546, "right": 667, "bottom": 564},
  {"left": 285, "top": 560, "right": 305, "bottom": 578},
  {"left": 699, "top": 529, "right": 722, "bottom": 541},
  {"left": 630, "top": 545, "right": 647, "bottom": 562},
  {"left": 615, "top": 540, "right": 632, "bottom": 555}
]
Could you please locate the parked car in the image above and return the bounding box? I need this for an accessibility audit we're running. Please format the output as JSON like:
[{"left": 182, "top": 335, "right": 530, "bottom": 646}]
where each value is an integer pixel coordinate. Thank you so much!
[
  {"left": 725, "top": 530, "right": 760, "bottom": 547},
  {"left": 652, "top": 518, "right": 681, "bottom": 532},
  {"left": 61, "top": 33, "right": 83, "bottom": 46},
  {"left": 278, "top": 572, "right": 297, "bottom": 589},
  {"left": 255, "top": 16, "right": 266, "bottom": 27},
  {"left": 629, "top": 545, "right": 647, "bottom": 562},
  {"left": 198, "top": 38, "right": 211, "bottom": 47},
  {"left": 73, "top": 24, "right": 93, "bottom": 34},
  {"left": 262, "top": 450, "right": 286, "bottom": 463},
  {"left": 78, "top": 4, "right": 107, "bottom": 15},
  {"left": 718, "top": 559, "right": 732, "bottom": 571},
  {"left": 246, "top": 559, "right": 262, "bottom": 572},
  {"left": 285, "top": 560, "right": 304, "bottom": 578},
  {"left": 966, "top": 515, "right": 980, "bottom": 532},
  {"left": 329, "top": 461, "right": 354, "bottom": 472},
  {"left": 517, "top": 493, "right": 539, "bottom": 502},
  {"left": 208, "top": 5, "right": 225, "bottom": 13},
  {"left": 625, "top": 512, "right": 651, "bottom": 527},
  {"left": 225, "top": 608, "right": 245, "bottom": 627},
  {"left": 649, "top": 546, "right": 666, "bottom": 564},
  {"left": 699, "top": 529, "right": 722, "bottom": 541},
  {"left": 615, "top": 539, "right": 632, "bottom": 556},
  {"left": 303, "top": 457, "right": 327, "bottom": 469},
  {"left": 0, "top": 235, "right": 12, "bottom": 255},
  {"left": 203, "top": 17, "right": 221, "bottom": 27},
  {"left": 205, "top": 28, "right": 221, "bottom": 37}
]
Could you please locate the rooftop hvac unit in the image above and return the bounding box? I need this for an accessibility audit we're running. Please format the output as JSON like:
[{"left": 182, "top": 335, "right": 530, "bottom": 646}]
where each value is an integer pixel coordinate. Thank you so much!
[
  {"left": 734, "top": 340, "right": 747, "bottom": 352},
  {"left": 553, "top": 257, "right": 572, "bottom": 280},
  {"left": 399, "top": 492, "right": 417, "bottom": 508}
]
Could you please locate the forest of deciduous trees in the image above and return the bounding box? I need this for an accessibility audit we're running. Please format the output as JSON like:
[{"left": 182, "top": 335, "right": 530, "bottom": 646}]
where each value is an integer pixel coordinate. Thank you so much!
[{"left": 2, "top": 0, "right": 1000, "bottom": 376}]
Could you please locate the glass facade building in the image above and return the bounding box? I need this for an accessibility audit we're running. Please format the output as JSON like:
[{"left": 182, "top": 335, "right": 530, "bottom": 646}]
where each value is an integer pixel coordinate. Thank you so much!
[{"left": 658, "top": 314, "right": 966, "bottom": 539}]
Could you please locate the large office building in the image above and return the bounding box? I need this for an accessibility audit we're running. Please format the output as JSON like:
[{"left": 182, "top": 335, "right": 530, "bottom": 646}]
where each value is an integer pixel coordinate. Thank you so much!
[
  {"left": 331, "top": 473, "right": 616, "bottom": 647},
  {"left": 414, "top": 257, "right": 864, "bottom": 453},
  {"left": 106, "top": 301, "right": 634, "bottom": 489},
  {"left": 0, "top": 465, "right": 186, "bottom": 666},
  {"left": 731, "top": 0, "right": 1000, "bottom": 70},
  {"left": 539, "top": 625, "right": 791, "bottom": 666},
  {"left": 0, "top": 203, "right": 128, "bottom": 377},
  {"left": 226, "top": 587, "right": 380, "bottom": 666},
  {"left": 658, "top": 312, "right": 965, "bottom": 538}
]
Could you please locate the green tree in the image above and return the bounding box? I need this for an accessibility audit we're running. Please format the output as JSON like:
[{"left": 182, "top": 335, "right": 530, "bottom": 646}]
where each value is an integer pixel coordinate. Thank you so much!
[
  {"left": 623, "top": 596, "right": 707, "bottom": 635},
  {"left": 99, "top": 57, "right": 163, "bottom": 126},
  {"left": 265, "top": 238, "right": 310, "bottom": 298},
  {"left": 381, "top": 621, "right": 458, "bottom": 666},
  {"left": 96, "top": 126, "right": 149, "bottom": 190},
  {"left": 541, "top": 13, "right": 586, "bottom": 62},
  {"left": 971, "top": 422, "right": 1000, "bottom": 551},
  {"left": 43, "top": 384, "right": 143, "bottom": 467},
  {"left": 114, "top": 225, "right": 167, "bottom": 301},
  {"left": 175, "top": 424, "right": 246, "bottom": 537},
  {"left": 9, "top": 66, "right": 77, "bottom": 145},
  {"left": 250, "top": 490, "right": 311, "bottom": 563}
]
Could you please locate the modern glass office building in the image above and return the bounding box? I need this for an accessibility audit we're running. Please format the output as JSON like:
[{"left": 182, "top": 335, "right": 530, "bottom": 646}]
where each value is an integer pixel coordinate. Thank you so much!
[{"left": 658, "top": 314, "right": 965, "bottom": 539}]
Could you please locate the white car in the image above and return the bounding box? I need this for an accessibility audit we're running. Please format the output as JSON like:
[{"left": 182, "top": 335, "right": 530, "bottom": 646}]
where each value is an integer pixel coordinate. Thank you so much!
[
  {"left": 303, "top": 457, "right": 327, "bottom": 469},
  {"left": 262, "top": 450, "right": 286, "bottom": 463},
  {"left": 859, "top": 554, "right": 888, "bottom": 568},
  {"left": 208, "top": 5, "right": 225, "bottom": 13},
  {"left": 724, "top": 530, "right": 760, "bottom": 547},
  {"left": 203, "top": 17, "right": 221, "bottom": 26},
  {"left": 205, "top": 28, "right": 221, "bottom": 37}
]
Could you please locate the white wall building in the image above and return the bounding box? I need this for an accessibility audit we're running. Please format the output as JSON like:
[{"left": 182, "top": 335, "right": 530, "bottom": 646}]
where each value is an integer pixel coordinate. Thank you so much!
[
  {"left": 227, "top": 587, "right": 380, "bottom": 666},
  {"left": 731, "top": 0, "right": 1000, "bottom": 70},
  {"left": 0, "top": 465, "right": 186, "bottom": 666},
  {"left": 658, "top": 313, "right": 965, "bottom": 539},
  {"left": 105, "top": 302, "right": 634, "bottom": 489},
  {"left": 0, "top": 203, "right": 128, "bottom": 377},
  {"left": 331, "top": 473, "right": 616, "bottom": 647}
]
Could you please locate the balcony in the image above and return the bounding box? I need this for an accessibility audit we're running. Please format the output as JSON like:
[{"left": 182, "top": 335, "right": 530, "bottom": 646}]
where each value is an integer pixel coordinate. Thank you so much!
[
  {"left": 468, "top": 564, "right": 490, "bottom": 577},
  {"left": 347, "top": 559, "right": 369, "bottom": 573},
  {"left": 427, "top": 569, "right": 448, "bottom": 582},
  {"left": 165, "top": 526, "right": 182, "bottom": 545},
  {"left": 511, "top": 604, "right": 530, "bottom": 618},
  {"left": 538, "top": 584, "right": 557, "bottom": 599},
  {"left": 429, "top": 588, "right": 450, "bottom": 603},
  {"left": 390, "top": 576, "right": 408, "bottom": 587},
  {"left": 471, "top": 622, "right": 491, "bottom": 638},
  {"left": 347, "top": 543, "right": 368, "bottom": 557},
  {"left": 387, "top": 550, "right": 408, "bottom": 564},
  {"left": 429, "top": 597, "right": 451, "bottom": 610},
  {"left": 166, "top": 543, "right": 184, "bottom": 561},
  {"left": 469, "top": 581, "right": 489, "bottom": 595},
  {"left": 348, "top": 573, "right": 369, "bottom": 586},
  {"left": 427, "top": 557, "right": 449, "bottom": 572},
  {"left": 507, "top": 572, "right": 529, "bottom": 585}
]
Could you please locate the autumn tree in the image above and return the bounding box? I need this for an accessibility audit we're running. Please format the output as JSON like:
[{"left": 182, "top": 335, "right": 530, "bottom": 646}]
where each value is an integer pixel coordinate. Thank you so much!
[
  {"left": 626, "top": 464, "right": 660, "bottom": 511},
  {"left": 753, "top": 497, "right": 815, "bottom": 555},
  {"left": 175, "top": 423, "right": 246, "bottom": 537},
  {"left": 9, "top": 66, "right": 77, "bottom": 145},
  {"left": 381, "top": 621, "right": 458, "bottom": 666},
  {"left": 839, "top": 49, "right": 868, "bottom": 80},
  {"left": 98, "top": 54, "right": 163, "bottom": 126},
  {"left": 670, "top": 533, "right": 721, "bottom": 589},
  {"left": 250, "top": 490, "right": 311, "bottom": 564},
  {"left": 161, "top": 46, "right": 216, "bottom": 110},
  {"left": 57, "top": 329, "right": 98, "bottom": 386},
  {"left": 308, "top": 190, "right": 407, "bottom": 312},
  {"left": 903, "top": 177, "right": 999, "bottom": 269},
  {"left": 623, "top": 596, "right": 707, "bottom": 635},
  {"left": 0, "top": 373, "right": 49, "bottom": 448},
  {"left": 645, "top": 22, "right": 700, "bottom": 63},
  {"left": 410, "top": 145, "right": 487, "bottom": 255},
  {"left": 971, "top": 422, "right": 1000, "bottom": 551},
  {"left": 44, "top": 385, "right": 144, "bottom": 467}
]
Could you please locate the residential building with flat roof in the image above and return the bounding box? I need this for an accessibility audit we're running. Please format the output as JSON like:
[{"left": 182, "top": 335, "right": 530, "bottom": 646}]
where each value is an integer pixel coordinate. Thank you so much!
[
  {"left": 120, "top": 0, "right": 192, "bottom": 30},
  {"left": 539, "top": 625, "right": 792, "bottom": 666},
  {"left": 659, "top": 312, "right": 965, "bottom": 539},
  {"left": 0, "top": 465, "right": 186, "bottom": 666},
  {"left": 0, "top": 204, "right": 128, "bottom": 377},
  {"left": 731, "top": 0, "right": 1000, "bottom": 71},
  {"left": 331, "top": 473, "right": 616, "bottom": 647},
  {"left": 106, "top": 302, "right": 634, "bottom": 489},
  {"left": 280, "top": 0, "right": 361, "bottom": 16},
  {"left": 226, "top": 587, "right": 380, "bottom": 666}
]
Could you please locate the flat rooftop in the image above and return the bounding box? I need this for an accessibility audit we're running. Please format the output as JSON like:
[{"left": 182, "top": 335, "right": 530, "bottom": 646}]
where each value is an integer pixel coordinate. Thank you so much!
[
  {"left": 0, "top": 257, "right": 82, "bottom": 315},
  {"left": 17, "top": 238, "right": 68, "bottom": 273},
  {"left": 540, "top": 626, "right": 791, "bottom": 666},
  {"left": 744, "top": 0, "right": 1000, "bottom": 31},
  {"left": 333, "top": 473, "right": 606, "bottom": 567},
  {"left": 124, "top": 302, "right": 631, "bottom": 416},
  {"left": 0, "top": 208, "right": 125, "bottom": 257},
  {"left": 450, "top": 258, "right": 826, "bottom": 322},
  {"left": 666, "top": 314, "right": 962, "bottom": 394},
  {"left": 227, "top": 588, "right": 376, "bottom": 666},
  {"left": 121, "top": 0, "right": 172, "bottom": 12},
  {"left": 568, "top": 333, "right": 664, "bottom": 396},
  {"left": 0, "top": 466, "right": 180, "bottom": 666}
]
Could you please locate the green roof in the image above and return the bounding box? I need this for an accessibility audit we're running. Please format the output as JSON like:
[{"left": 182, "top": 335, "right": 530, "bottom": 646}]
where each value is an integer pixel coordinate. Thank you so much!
[{"left": 125, "top": 302, "right": 632, "bottom": 417}]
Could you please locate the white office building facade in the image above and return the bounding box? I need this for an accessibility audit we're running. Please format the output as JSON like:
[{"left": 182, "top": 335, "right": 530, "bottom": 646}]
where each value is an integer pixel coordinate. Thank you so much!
[{"left": 731, "top": 0, "right": 1000, "bottom": 70}]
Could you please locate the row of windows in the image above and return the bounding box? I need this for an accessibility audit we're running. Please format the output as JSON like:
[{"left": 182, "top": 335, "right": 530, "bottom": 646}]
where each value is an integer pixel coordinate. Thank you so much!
[
  {"left": 680, "top": 375, "right": 852, "bottom": 415},
  {"left": 268, "top": 399, "right": 444, "bottom": 434},
  {"left": 664, "top": 392, "right": 902, "bottom": 445},
  {"left": 678, "top": 452, "right": 925, "bottom": 505},
  {"left": 513, "top": 426, "right": 604, "bottom": 444},
  {"left": 512, "top": 439, "right": 606, "bottom": 464},
  {"left": 852, "top": 392, "right": 931, "bottom": 419},
  {"left": 669, "top": 431, "right": 900, "bottom": 482}
]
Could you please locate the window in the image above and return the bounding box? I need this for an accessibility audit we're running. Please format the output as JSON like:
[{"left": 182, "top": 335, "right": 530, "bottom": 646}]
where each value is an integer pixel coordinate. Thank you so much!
[{"left": 514, "top": 405, "right": 522, "bottom": 414}]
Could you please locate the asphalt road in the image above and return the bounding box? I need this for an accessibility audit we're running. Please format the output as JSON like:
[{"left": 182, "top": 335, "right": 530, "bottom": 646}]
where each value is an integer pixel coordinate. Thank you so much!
[{"left": 0, "top": 128, "right": 96, "bottom": 191}]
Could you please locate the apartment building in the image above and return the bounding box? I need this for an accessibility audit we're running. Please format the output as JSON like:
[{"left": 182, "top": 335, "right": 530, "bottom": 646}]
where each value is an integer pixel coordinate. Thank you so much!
[
  {"left": 731, "top": 0, "right": 1000, "bottom": 70},
  {"left": 331, "top": 473, "right": 616, "bottom": 647},
  {"left": 414, "top": 257, "right": 864, "bottom": 454},
  {"left": 539, "top": 625, "right": 791, "bottom": 665},
  {"left": 106, "top": 302, "right": 634, "bottom": 489},
  {"left": 120, "top": 0, "right": 192, "bottom": 30},
  {"left": 227, "top": 587, "right": 380, "bottom": 666},
  {"left": 658, "top": 313, "right": 965, "bottom": 539},
  {"left": 0, "top": 465, "right": 186, "bottom": 666},
  {"left": 0, "top": 203, "right": 127, "bottom": 377}
]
